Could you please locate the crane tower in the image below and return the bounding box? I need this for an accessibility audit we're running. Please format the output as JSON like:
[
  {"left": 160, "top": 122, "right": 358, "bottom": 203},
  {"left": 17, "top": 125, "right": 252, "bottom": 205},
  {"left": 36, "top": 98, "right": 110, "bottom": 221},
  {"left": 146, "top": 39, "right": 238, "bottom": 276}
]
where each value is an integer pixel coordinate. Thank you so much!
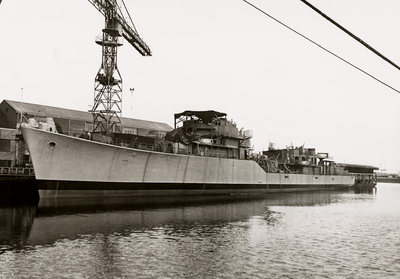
[{"left": 88, "top": 0, "right": 151, "bottom": 134}]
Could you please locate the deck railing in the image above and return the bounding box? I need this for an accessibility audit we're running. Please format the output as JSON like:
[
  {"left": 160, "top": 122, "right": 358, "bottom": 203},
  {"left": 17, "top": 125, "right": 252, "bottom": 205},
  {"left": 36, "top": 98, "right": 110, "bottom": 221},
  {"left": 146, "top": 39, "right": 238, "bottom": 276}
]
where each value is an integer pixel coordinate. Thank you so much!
[{"left": 114, "top": 138, "right": 155, "bottom": 151}]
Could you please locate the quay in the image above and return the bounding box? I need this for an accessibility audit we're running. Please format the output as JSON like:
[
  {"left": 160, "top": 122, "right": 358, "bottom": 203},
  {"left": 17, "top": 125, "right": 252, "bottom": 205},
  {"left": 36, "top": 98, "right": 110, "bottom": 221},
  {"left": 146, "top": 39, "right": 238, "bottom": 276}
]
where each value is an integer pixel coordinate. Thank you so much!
[
  {"left": 0, "top": 167, "right": 38, "bottom": 203},
  {"left": 376, "top": 172, "right": 400, "bottom": 184}
]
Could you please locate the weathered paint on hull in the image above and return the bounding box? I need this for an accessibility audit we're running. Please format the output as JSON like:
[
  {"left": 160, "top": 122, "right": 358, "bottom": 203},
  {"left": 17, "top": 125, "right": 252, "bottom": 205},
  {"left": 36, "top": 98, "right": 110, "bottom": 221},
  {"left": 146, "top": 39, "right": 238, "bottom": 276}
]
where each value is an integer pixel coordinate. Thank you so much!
[{"left": 21, "top": 126, "right": 355, "bottom": 199}]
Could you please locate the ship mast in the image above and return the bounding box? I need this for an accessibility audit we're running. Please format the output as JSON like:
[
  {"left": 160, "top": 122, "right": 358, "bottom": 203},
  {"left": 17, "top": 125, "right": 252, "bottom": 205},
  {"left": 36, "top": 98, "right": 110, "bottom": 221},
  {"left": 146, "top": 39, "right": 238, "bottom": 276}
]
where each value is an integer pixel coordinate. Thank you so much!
[{"left": 88, "top": 0, "right": 151, "bottom": 134}]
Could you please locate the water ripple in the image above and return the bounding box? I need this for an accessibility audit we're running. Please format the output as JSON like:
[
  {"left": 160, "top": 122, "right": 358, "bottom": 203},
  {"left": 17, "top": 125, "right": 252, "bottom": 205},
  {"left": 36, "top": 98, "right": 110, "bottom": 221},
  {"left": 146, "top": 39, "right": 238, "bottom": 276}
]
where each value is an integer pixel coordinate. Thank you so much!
[{"left": 1, "top": 186, "right": 400, "bottom": 278}]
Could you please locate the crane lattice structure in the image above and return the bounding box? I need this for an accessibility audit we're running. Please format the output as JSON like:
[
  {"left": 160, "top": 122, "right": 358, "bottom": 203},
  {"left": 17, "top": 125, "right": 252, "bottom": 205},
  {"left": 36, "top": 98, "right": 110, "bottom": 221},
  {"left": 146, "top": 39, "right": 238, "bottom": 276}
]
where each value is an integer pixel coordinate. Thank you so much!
[{"left": 88, "top": 0, "right": 151, "bottom": 134}]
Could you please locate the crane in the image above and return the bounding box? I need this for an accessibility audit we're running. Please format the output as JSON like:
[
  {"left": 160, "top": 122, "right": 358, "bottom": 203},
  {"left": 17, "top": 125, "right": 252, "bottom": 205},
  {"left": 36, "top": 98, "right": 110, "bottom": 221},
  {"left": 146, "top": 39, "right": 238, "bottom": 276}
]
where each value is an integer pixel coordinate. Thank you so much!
[{"left": 88, "top": 0, "right": 151, "bottom": 134}]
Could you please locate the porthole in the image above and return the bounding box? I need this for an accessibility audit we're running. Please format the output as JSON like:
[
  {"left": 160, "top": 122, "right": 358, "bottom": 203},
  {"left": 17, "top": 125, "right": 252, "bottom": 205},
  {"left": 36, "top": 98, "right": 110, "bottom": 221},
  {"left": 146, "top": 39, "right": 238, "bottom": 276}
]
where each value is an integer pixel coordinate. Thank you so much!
[{"left": 48, "top": 141, "right": 57, "bottom": 150}]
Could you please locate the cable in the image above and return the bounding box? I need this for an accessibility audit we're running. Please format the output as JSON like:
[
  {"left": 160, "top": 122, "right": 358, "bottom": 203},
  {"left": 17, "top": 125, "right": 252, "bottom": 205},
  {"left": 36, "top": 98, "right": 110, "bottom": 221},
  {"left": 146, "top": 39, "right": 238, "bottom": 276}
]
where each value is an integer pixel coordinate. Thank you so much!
[
  {"left": 300, "top": 0, "right": 400, "bottom": 71},
  {"left": 120, "top": 0, "right": 138, "bottom": 33},
  {"left": 243, "top": 0, "right": 400, "bottom": 94}
]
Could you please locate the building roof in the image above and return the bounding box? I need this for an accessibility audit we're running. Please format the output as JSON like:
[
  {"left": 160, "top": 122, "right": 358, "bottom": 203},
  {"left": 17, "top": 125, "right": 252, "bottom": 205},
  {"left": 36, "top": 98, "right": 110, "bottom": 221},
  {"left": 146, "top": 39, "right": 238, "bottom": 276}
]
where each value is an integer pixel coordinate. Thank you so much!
[{"left": 4, "top": 100, "right": 173, "bottom": 132}]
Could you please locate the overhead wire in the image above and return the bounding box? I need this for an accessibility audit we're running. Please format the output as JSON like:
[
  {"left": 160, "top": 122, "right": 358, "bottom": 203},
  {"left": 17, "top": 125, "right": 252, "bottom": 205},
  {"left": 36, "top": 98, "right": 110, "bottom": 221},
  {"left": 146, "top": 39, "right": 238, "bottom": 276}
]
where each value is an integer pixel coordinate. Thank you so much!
[
  {"left": 300, "top": 0, "right": 400, "bottom": 71},
  {"left": 242, "top": 0, "right": 400, "bottom": 94}
]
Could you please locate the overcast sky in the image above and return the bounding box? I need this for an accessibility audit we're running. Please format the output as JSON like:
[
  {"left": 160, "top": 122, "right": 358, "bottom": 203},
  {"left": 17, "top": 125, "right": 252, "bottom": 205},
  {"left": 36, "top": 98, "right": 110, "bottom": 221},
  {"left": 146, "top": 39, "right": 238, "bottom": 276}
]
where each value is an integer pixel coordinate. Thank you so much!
[{"left": 1, "top": 0, "right": 399, "bottom": 173}]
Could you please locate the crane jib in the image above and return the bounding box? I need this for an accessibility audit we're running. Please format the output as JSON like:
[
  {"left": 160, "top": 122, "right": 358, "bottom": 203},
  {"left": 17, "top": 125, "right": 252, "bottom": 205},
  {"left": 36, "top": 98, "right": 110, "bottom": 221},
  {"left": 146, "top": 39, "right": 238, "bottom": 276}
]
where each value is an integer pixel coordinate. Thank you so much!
[{"left": 88, "top": 0, "right": 151, "bottom": 56}]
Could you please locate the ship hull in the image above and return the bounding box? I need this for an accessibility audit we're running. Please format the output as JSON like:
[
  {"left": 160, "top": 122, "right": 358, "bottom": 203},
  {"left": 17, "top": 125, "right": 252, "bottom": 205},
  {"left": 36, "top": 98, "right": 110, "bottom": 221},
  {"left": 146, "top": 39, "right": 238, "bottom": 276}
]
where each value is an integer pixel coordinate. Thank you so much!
[
  {"left": 35, "top": 180, "right": 351, "bottom": 198},
  {"left": 21, "top": 126, "right": 355, "bottom": 198}
]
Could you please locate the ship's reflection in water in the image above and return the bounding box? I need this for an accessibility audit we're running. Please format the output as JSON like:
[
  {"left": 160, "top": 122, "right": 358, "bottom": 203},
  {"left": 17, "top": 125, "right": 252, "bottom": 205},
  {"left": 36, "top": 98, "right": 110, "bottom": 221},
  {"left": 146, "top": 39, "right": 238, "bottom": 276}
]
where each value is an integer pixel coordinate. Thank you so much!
[
  {"left": 0, "top": 192, "right": 337, "bottom": 249},
  {"left": 1, "top": 186, "right": 399, "bottom": 278}
]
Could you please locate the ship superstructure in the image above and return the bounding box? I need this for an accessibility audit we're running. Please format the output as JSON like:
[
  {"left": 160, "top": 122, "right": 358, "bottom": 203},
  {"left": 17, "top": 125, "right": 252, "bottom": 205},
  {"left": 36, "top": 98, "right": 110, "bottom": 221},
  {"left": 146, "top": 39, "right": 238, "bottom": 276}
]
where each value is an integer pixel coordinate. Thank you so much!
[
  {"left": 165, "top": 110, "right": 253, "bottom": 160},
  {"left": 260, "top": 145, "right": 345, "bottom": 176}
]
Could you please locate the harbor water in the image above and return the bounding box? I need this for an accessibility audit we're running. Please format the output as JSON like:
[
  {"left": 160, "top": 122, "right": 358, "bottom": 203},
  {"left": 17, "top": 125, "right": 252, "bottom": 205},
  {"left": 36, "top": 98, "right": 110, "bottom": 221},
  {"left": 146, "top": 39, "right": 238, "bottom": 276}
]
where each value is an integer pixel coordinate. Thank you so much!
[{"left": 1, "top": 183, "right": 399, "bottom": 278}]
